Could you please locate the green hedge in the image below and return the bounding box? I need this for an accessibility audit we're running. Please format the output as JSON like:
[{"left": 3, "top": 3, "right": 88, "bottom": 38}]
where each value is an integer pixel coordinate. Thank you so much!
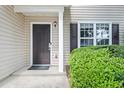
[{"left": 69, "top": 45, "right": 124, "bottom": 88}]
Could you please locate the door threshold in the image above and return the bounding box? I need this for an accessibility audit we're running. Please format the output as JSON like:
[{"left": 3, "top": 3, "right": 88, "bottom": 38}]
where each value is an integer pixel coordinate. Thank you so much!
[{"left": 32, "top": 64, "right": 50, "bottom": 66}]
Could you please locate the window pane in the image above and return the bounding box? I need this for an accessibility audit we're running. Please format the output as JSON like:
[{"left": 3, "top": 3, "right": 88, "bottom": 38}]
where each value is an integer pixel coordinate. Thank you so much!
[
  {"left": 80, "top": 31, "right": 85, "bottom": 37},
  {"left": 80, "top": 39, "right": 93, "bottom": 47},
  {"left": 80, "top": 23, "right": 93, "bottom": 37},
  {"left": 96, "top": 39, "right": 109, "bottom": 45},
  {"left": 96, "top": 23, "right": 109, "bottom": 39}
]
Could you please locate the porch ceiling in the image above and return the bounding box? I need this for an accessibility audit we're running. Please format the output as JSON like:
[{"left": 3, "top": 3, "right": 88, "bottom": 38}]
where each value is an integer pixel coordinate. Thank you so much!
[{"left": 14, "top": 5, "right": 64, "bottom": 16}]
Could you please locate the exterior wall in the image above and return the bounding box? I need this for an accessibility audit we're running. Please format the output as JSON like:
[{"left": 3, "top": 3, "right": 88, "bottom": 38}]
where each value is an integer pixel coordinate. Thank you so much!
[
  {"left": 0, "top": 6, "right": 26, "bottom": 80},
  {"left": 1, "top": 5, "right": 124, "bottom": 76},
  {"left": 63, "top": 5, "right": 124, "bottom": 64},
  {"left": 25, "top": 16, "right": 59, "bottom": 65}
]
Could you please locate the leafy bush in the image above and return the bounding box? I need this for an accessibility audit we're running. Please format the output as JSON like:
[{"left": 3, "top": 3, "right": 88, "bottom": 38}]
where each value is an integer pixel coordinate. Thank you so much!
[
  {"left": 108, "top": 45, "right": 124, "bottom": 58},
  {"left": 69, "top": 46, "right": 124, "bottom": 88},
  {"left": 87, "top": 45, "right": 124, "bottom": 58}
]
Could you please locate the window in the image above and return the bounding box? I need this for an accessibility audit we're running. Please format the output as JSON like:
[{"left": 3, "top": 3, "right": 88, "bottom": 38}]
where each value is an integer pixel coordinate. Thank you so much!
[
  {"left": 80, "top": 23, "right": 94, "bottom": 46},
  {"left": 78, "top": 22, "right": 112, "bottom": 47}
]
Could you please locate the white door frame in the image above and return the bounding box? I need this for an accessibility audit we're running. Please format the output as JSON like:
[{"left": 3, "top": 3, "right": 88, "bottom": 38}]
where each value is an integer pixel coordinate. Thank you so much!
[{"left": 30, "top": 22, "right": 52, "bottom": 66}]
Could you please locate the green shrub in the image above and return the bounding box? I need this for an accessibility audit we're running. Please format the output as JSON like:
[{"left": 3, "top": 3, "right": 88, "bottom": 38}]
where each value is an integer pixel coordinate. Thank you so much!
[
  {"left": 108, "top": 45, "right": 124, "bottom": 58},
  {"left": 69, "top": 46, "right": 124, "bottom": 88}
]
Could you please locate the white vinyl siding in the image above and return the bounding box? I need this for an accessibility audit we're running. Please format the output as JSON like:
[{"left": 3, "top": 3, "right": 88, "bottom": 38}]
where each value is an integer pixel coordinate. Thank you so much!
[
  {"left": 0, "top": 5, "right": 26, "bottom": 80},
  {"left": 64, "top": 5, "right": 124, "bottom": 64}
]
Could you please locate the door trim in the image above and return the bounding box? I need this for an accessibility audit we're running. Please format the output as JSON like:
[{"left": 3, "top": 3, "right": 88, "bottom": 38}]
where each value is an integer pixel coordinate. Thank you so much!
[{"left": 30, "top": 22, "right": 52, "bottom": 66}]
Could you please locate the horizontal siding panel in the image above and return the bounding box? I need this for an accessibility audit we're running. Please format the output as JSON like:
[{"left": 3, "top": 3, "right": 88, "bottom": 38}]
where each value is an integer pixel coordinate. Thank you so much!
[
  {"left": 69, "top": 15, "right": 124, "bottom": 18},
  {"left": 69, "top": 10, "right": 124, "bottom": 13}
]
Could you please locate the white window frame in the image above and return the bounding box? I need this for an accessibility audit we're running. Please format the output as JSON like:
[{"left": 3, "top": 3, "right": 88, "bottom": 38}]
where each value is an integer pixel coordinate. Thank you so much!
[{"left": 78, "top": 21, "right": 112, "bottom": 48}]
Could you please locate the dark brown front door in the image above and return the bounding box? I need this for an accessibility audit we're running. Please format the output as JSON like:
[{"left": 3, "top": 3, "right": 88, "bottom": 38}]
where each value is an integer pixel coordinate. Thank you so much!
[{"left": 33, "top": 24, "right": 50, "bottom": 64}]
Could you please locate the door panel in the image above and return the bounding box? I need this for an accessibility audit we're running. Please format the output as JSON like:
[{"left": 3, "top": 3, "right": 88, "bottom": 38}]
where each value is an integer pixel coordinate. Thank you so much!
[{"left": 33, "top": 24, "right": 50, "bottom": 64}]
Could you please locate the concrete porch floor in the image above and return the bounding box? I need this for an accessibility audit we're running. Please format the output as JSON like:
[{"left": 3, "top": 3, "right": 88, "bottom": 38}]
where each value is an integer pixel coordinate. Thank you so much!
[{"left": 0, "top": 66, "right": 70, "bottom": 88}]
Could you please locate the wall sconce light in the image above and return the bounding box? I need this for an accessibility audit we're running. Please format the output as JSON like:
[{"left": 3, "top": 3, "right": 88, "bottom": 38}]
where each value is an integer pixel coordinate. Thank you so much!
[{"left": 53, "top": 21, "right": 57, "bottom": 27}]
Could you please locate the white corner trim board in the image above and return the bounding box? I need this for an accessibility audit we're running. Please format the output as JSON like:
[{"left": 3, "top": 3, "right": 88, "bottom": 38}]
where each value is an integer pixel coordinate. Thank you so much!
[{"left": 59, "top": 11, "right": 64, "bottom": 72}]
